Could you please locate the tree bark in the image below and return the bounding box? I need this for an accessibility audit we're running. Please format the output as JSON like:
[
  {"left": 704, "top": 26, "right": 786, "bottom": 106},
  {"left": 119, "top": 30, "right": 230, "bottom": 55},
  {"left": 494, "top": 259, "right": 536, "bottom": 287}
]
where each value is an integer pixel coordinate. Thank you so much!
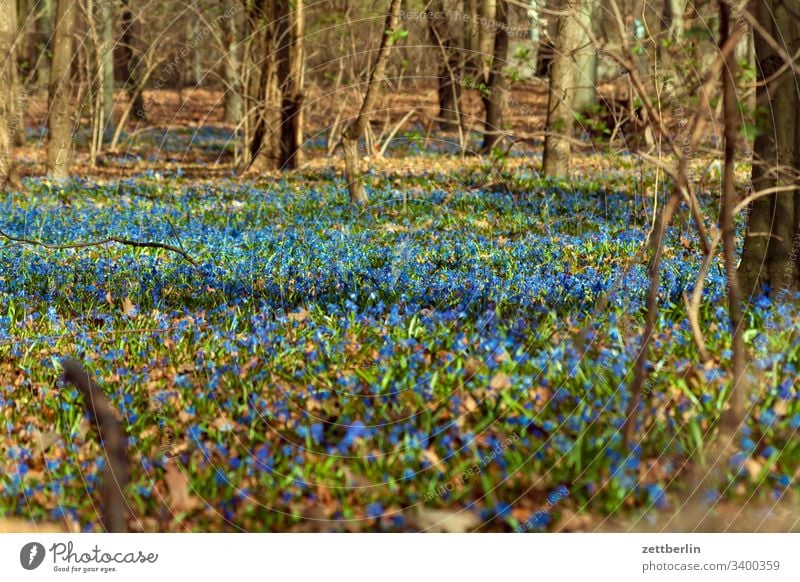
[
  {"left": 101, "top": 0, "right": 115, "bottom": 133},
  {"left": 10, "top": 0, "right": 23, "bottom": 147},
  {"left": 341, "top": 0, "right": 403, "bottom": 204},
  {"left": 481, "top": 0, "right": 509, "bottom": 153},
  {"left": 463, "top": 0, "right": 480, "bottom": 77},
  {"left": 120, "top": 0, "right": 145, "bottom": 121},
  {"left": 543, "top": 0, "right": 582, "bottom": 176},
  {"left": 430, "top": 0, "right": 461, "bottom": 130},
  {"left": 719, "top": 0, "right": 746, "bottom": 431},
  {"left": 278, "top": 0, "right": 304, "bottom": 169},
  {"left": 738, "top": 0, "right": 800, "bottom": 299},
  {"left": 35, "top": 0, "right": 52, "bottom": 88},
  {"left": 0, "top": 0, "right": 15, "bottom": 190},
  {"left": 573, "top": 0, "right": 598, "bottom": 111},
  {"left": 249, "top": 0, "right": 281, "bottom": 172},
  {"left": 221, "top": 0, "right": 242, "bottom": 125},
  {"left": 46, "top": 0, "right": 76, "bottom": 180},
  {"left": 478, "top": 0, "right": 496, "bottom": 80}
]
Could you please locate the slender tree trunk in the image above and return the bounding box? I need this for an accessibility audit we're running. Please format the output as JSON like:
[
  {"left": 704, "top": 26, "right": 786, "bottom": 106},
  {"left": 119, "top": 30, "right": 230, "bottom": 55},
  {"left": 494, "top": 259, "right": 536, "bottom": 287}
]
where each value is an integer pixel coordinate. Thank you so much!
[
  {"left": 481, "top": 0, "right": 509, "bottom": 153},
  {"left": 463, "top": 0, "right": 480, "bottom": 78},
  {"left": 35, "top": 0, "right": 52, "bottom": 88},
  {"left": 543, "top": 0, "right": 582, "bottom": 176},
  {"left": 101, "top": 0, "right": 115, "bottom": 134},
  {"left": 573, "top": 0, "right": 598, "bottom": 111},
  {"left": 0, "top": 0, "right": 15, "bottom": 190},
  {"left": 341, "top": 0, "right": 403, "bottom": 204},
  {"left": 192, "top": 17, "right": 202, "bottom": 86},
  {"left": 719, "top": 0, "right": 747, "bottom": 431},
  {"left": 738, "top": 0, "right": 800, "bottom": 299},
  {"left": 46, "top": 0, "right": 76, "bottom": 180},
  {"left": 221, "top": 0, "right": 242, "bottom": 125},
  {"left": 659, "top": 0, "right": 685, "bottom": 62},
  {"left": 17, "top": 0, "right": 30, "bottom": 75},
  {"left": 10, "top": 0, "right": 23, "bottom": 147},
  {"left": 278, "top": 0, "right": 304, "bottom": 169},
  {"left": 623, "top": 192, "right": 681, "bottom": 444}
]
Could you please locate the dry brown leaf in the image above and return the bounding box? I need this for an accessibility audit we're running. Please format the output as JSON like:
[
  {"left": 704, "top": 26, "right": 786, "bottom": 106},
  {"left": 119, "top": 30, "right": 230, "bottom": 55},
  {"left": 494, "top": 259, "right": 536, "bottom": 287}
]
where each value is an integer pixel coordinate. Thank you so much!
[
  {"left": 744, "top": 458, "right": 762, "bottom": 480},
  {"left": 412, "top": 507, "right": 480, "bottom": 533},
  {"left": 423, "top": 448, "right": 444, "bottom": 470},
  {"left": 463, "top": 357, "right": 482, "bottom": 379},
  {"left": 0, "top": 518, "right": 68, "bottom": 533},
  {"left": 554, "top": 508, "right": 596, "bottom": 532},
  {"left": 122, "top": 297, "right": 136, "bottom": 316},
  {"left": 287, "top": 308, "right": 310, "bottom": 322},
  {"left": 490, "top": 372, "right": 510, "bottom": 390},
  {"left": 164, "top": 464, "right": 200, "bottom": 514}
]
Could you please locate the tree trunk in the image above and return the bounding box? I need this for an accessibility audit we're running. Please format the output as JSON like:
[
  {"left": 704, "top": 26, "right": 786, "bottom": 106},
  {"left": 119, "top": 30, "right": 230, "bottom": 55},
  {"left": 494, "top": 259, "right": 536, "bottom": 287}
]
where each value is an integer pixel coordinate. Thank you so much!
[
  {"left": 719, "top": 0, "right": 746, "bottom": 430},
  {"left": 46, "top": 0, "right": 76, "bottom": 180},
  {"left": 573, "top": 0, "right": 598, "bottom": 111},
  {"left": 0, "top": 0, "right": 15, "bottom": 190},
  {"left": 463, "top": 0, "right": 480, "bottom": 77},
  {"left": 341, "top": 0, "right": 403, "bottom": 205},
  {"left": 120, "top": 0, "right": 145, "bottom": 121},
  {"left": 249, "top": 0, "right": 282, "bottom": 172},
  {"left": 543, "top": 0, "right": 582, "bottom": 176},
  {"left": 278, "top": 0, "right": 304, "bottom": 169},
  {"left": 481, "top": 0, "right": 509, "bottom": 153},
  {"left": 738, "top": 0, "right": 800, "bottom": 299},
  {"left": 221, "top": 0, "right": 242, "bottom": 125},
  {"left": 192, "top": 17, "right": 202, "bottom": 86},
  {"left": 101, "top": 0, "right": 115, "bottom": 133},
  {"left": 430, "top": 0, "right": 461, "bottom": 130},
  {"left": 35, "top": 0, "right": 52, "bottom": 88},
  {"left": 659, "top": 0, "right": 685, "bottom": 65},
  {"left": 478, "top": 0, "right": 496, "bottom": 80},
  {"left": 10, "top": 0, "right": 23, "bottom": 147}
]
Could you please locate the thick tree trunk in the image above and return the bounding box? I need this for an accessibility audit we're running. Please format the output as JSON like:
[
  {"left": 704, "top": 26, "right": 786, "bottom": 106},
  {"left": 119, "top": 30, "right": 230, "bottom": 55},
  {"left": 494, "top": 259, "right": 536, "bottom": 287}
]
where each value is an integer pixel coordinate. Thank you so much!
[
  {"left": 221, "top": 0, "right": 242, "bottom": 125},
  {"left": 278, "top": 0, "right": 304, "bottom": 169},
  {"left": 341, "top": 0, "right": 403, "bottom": 205},
  {"left": 249, "top": 0, "right": 282, "bottom": 172},
  {"left": 738, "top": 0, "right": 800, "bottom": 299},
  {"left": 481, "top": 0, "right": 509, "bottom": 153},
  {"left": 0, "top": 0, "right": 15, "bottom": 190},
  {"left": 430, "top": 0, "right": 461, "bottom": 130},
  {"left": 543, "top": 0, "right": 582, "bottom": 176},
  {"left": 120, "top": 0, "right": 145, "bottom": 121},
  {"left": 46, "top": 0, "right": 76, "bottom": 180},
  {"left": 573, "top": 0, "right": 598, "bottom": 111}
]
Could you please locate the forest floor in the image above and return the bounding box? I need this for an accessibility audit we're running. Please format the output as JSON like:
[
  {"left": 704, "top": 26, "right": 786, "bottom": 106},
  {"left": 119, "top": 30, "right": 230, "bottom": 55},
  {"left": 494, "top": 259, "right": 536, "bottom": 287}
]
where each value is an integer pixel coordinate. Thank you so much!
[{"left": 1, "top": 88, "right": 798, "bottom": 532}]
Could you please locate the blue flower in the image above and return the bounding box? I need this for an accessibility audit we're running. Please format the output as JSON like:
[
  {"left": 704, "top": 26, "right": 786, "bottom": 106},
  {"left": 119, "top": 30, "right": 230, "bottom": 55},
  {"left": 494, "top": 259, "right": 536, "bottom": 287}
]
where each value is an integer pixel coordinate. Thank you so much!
[{"left": 366, "top": 502, "right": 383, "bottom": 519}]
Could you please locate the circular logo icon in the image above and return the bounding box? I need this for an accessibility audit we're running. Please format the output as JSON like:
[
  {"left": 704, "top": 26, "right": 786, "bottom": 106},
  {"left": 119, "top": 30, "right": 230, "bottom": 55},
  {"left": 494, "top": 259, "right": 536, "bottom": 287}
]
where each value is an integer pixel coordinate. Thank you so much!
[{"left": 20, "top": 542, "right": 46, "bottom": 570}]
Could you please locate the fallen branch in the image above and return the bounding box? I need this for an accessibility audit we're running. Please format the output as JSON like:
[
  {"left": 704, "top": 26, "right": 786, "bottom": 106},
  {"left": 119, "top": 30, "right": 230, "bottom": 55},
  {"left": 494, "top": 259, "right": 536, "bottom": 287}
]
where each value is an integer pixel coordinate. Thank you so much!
[
  {"left": 0, "top": 228, "right": 199, "bottom": 266},
  {"left": 61, "top": 358, "right": 129, "bottom": 533}
]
